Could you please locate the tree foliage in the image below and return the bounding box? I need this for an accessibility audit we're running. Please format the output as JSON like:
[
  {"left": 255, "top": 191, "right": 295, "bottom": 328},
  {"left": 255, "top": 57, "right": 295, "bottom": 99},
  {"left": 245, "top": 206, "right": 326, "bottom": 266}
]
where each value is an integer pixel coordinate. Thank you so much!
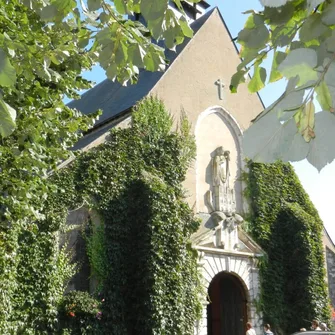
[
  {"left": 0, "top": 2, "right": 199, "bottom": 330},
  {"left": 246, "top": 162, "right": 331, "bottom": 334},
  {"left": 0, "top": 1, "right": 97, "bottom": 332},
  {"left": 0, "top": 0, "right": 199, "bottom": 137},
  {"left": 232, "top": 0, "right": 335, "bottom": 171}
]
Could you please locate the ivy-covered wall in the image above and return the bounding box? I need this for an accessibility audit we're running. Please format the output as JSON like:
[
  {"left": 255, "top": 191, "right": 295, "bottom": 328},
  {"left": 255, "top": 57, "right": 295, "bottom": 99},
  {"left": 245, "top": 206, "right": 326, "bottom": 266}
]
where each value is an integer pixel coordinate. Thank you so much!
[
  {"left": 0, "top": 97, "right": 202, "bottom": 334},
  {"left": 247, "top": 162, "right": 331, "bottom": 334},
  {"left": 52, "top": 97, "right": 203, "bottom": 334}
]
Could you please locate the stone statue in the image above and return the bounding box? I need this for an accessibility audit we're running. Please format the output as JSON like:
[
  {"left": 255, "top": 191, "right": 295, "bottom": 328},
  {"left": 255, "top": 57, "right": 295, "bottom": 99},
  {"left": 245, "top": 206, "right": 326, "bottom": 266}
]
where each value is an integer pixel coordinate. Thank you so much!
[
  {"left": 210, "top": 147, "right": 232, "bottom": 213},
  {"left": 212, "top": 146, "right": 229, "bottom": 187},
  {"left": 204, "top": 146, "right": 242, "bottom": 250}
]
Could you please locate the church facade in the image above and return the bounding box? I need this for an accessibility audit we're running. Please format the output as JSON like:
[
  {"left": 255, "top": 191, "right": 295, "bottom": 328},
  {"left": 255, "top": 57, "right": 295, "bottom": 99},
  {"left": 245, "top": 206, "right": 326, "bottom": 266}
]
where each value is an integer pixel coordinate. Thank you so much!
[{"left": 67, "top": 4, "right": 267, "bottom": 335}]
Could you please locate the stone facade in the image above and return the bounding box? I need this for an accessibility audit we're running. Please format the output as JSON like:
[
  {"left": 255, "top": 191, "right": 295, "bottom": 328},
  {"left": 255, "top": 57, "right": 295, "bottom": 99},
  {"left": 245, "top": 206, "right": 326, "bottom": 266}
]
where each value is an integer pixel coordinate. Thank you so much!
[
  {"left": 196, "top": 249, "right": 262, "bottom": 335},
  {"left": 191, "top": 103, "right": 263, "bottom": 334},
  {"left": 67, "top": 6, "right": 265, "bottom": 334}
]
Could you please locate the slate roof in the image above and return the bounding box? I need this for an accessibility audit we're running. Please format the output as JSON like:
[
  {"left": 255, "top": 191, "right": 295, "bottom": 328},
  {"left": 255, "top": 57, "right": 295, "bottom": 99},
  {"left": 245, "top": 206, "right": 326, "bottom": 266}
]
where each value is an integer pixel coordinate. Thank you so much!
[{"left": 68, "top": 8, "right": 216, "bottom": 128}]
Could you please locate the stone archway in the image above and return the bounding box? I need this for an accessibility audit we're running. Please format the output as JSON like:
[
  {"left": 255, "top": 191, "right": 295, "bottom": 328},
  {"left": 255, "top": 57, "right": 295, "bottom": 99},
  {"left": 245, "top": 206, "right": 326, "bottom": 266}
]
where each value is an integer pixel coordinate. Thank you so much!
[
  {"left": 194, "top": 106, "right": 244, "bottom": 215},
  {"left": 207, "top": 272, "right": 248, "bottom": 335}
]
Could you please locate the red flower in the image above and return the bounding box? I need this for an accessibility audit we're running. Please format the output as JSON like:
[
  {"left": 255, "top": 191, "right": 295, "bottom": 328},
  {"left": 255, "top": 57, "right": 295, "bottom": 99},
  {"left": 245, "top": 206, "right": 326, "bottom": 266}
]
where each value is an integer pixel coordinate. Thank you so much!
[{"left": 69, "top": 312, "right": 75, "bottom": 317}]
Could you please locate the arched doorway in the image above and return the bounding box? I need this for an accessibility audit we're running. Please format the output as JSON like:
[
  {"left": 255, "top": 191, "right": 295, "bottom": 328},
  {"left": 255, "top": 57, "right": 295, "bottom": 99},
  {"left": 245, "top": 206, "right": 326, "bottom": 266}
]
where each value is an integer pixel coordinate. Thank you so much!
[{"left": 207, "top": 272, "right": 248, "bottom": 335}]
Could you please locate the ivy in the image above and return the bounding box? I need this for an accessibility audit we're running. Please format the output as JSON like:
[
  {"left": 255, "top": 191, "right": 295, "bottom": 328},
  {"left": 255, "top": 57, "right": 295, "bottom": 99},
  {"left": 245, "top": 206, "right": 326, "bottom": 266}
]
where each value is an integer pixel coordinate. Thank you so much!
[
  {"left": 247, "top": 161, "right": 331, "bottom": 334},
  {"left": 52, "top": 97, "right": 202, "bottom": 334},
  {"left": 58, "top": 291, "right": 103, "bottom": 335},
  {"left": 85, "top": 221, "right": 108, "bottom": 291}
]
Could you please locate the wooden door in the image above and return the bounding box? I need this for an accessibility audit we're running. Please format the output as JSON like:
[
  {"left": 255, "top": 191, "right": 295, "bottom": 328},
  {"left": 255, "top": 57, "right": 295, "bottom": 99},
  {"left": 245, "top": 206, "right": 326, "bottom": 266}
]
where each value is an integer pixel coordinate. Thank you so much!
[{"left": 207, "top": 272, "right": 247, "bottom": 335}]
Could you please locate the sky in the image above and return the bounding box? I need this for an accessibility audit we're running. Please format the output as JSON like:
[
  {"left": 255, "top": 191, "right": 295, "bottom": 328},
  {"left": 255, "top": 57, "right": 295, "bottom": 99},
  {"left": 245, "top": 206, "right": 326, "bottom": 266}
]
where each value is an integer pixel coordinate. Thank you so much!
[{"left": 78, "top": 0, "right": 335, "bottom": 242}]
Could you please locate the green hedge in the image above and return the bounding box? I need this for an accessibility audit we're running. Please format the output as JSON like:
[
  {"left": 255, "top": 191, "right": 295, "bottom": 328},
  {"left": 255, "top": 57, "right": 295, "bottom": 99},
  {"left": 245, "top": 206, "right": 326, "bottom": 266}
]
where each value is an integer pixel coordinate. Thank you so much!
[{"left": 247, "top": 162, "right": 331, "bottom": 334}]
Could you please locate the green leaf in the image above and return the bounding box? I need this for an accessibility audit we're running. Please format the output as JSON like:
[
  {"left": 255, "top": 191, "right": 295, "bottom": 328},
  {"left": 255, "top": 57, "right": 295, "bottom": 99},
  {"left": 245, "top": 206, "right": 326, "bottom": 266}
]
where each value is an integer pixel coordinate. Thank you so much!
[
  {"left": 128, "top": 44, "right": 145, "bottom": 67},
  {"left": 253, "top": 76, "right": 304, "bottom": 122},
  {"left": 179, "top": 17, "right": 193, "bottom": 38},
  {"left": 143, "top": 49, "right": 165, "bottom": 72},
  {"left": 243, "top": 111, "right": 309, "bottom": 163},
  {"left": 0, "top": 48, "right": 16, "bottom": 87},
  {"left": 324, "top": 63, "right": 335, "bottom": 104},
  {"left": 173, "top": 0, "right": 184, "bottom": 11},
  {"left": 307, "top": 111, "right": 335, "bottom": 171},
  {"left": 106, "top": 63, "right": 117, "bottom": 81},
  {"left": 239, "top": 45, "right": 259, "bottom": 59},
  {"left": 299, "top": 14, "right": 329, "bottom": 43},
  {"left": 326, "top": 36, "right": 335, "bottom": 53},
  {"left": 40, "top": 4, "right": 58, "bottom": 20},
  {"left": 54, "top": 0, "right": 76, "bottom": 13},
  {"left": 237, "top": 49, "right": 259, "bottom": 71},
  {"left": 148, "top": 16, "right": 165, "bottom": 40},
  {"left": 115, "top": 40, "right": 128, "bottom": 65},
  {"left": 164, "top": 25, "right": 181, "bottom": 49},
  {"left": 41, "top": 0, "right": 75, "bottom": 20},
  {"left": 248, "top": 65, "right": 266, "bottom": 93},
  {"left": 321, "top": 1, "right": 335, "bottom": 26},
  {"left": 0, "top": 98, "right": 16, "bottom": 137},
  {"left": 229, "top": 70, "right": 247, "bottom": 93},
  {"left": 307, "top": 0, "right": 324, "bottom": 12},
  {"left": 238, "top": 24, "right": 269, "bottom": 49},
  {"left": 278, "top": 48, "right": 318, "bottom": 86},
  {"left": 263, "top": 3, "right": 295, "bottom": 25},
  {"left": 276, "top": 90, "right": 304, "bottom": 113},
  {"left": 271, "top": 23, "right": 297, "bottom": 47},
  {"left": 269, "top": 51, "right": 286, "bottom": 83},
  {"left": 325, "top": 62, "right": 335, "bottom": 87},
  {"left": 140, "top": 0, "right": 167, "bottom": 22},
  {"left": 259, "top": 0, "right": 291, "bottom": 7},
  {"left": 315, "top": 81, "right": 332, "bottom": 111},
  {"left": 244, "top": 13, "right": 264, "bottom": 29},
  {"left": 114, "top": 0, "right": 127, "bottom": 15},
  {"left": 87, "top": 0, "right": 101, "bottom": 11}
]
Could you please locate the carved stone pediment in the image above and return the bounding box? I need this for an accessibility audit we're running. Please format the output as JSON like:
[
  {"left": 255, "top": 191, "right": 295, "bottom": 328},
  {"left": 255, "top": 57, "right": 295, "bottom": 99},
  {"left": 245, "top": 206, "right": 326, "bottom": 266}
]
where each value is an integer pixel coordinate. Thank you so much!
[
  {"left": 192, "top": 146, "right": 263, "bottom": 254},
  {"left": 192, "top": 213, "right": 263, "bottom": 255}
]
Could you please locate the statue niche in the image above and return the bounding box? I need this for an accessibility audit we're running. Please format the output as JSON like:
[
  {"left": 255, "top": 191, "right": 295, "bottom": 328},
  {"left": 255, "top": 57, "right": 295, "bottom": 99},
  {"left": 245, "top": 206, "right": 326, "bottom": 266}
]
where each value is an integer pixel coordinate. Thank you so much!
[{"left": 205, "top": 146, "right": 242, "bottom": 250}]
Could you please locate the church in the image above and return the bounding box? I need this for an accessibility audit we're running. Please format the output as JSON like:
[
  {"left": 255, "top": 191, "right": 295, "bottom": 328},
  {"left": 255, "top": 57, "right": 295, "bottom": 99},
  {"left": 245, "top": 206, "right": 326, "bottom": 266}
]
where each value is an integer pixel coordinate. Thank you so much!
[{"left": 65, "top": 2, "right": 334, "bottom": 334}]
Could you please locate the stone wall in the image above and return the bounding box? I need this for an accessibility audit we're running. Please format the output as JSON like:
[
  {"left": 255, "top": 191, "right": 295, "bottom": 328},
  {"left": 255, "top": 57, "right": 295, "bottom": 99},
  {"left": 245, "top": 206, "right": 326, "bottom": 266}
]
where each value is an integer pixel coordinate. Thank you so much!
[{"left": 195, "top": 248, "right": 262, "bottom": 335}]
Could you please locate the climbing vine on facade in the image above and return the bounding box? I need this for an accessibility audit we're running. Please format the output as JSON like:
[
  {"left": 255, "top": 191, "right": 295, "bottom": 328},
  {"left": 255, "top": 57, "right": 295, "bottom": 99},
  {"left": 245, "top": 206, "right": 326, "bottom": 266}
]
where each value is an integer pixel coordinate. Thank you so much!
[
  {"left": 246, "top": 161, "right": 331, "bottom": 334},
  {"left": 0, "top": 97, "right": 202, "bottom": 334},
  {"left": 53, "top": 97, "right": 202, "bottom": 334}
]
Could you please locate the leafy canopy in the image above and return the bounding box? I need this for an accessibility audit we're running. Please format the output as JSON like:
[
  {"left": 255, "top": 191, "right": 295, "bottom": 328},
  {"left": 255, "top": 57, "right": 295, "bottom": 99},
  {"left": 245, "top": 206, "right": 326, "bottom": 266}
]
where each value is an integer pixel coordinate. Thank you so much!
[
  {"left": 0, "top": 2, "right": 95, "bottom": 332},
  {"left": 4, "top": 0, "right": 335, "bottom": 172},
  {"left": 0, "top": 0, "right": 199, "bottom": 137},
  {"left": 231, "top": 0, "right": 335, "bottom": 171}
]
